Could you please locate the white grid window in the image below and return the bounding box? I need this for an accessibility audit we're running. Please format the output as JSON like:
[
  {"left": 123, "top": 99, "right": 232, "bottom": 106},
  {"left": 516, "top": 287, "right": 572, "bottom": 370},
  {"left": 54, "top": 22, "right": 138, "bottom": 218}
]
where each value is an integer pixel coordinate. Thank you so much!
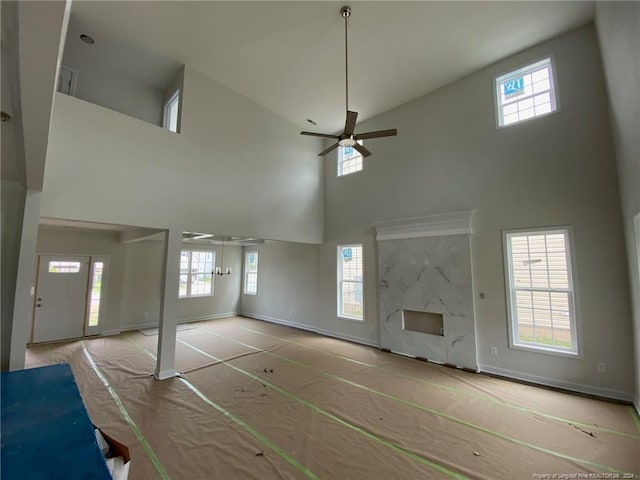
[
  {"left": 337, "top": 244, "right": 364, "bottom": 320},
  {"left": 244, "top": 251, "right": 259, "bottom": 295},
  {"left": 164, "top": 91, "right": 180, "bottom": 133},
  {"left": 48, "top": 261, "right": 81, "bottom": 273},
  {"left": 504, "top": 228, "right": 578, "bottom": 355},
  {"left": 496, "top": 58, "right": 557, "bottom": 127},
  {"left": 338, "top": 141, "right": 363, "bottom": 177},
  {"left": 180, "top": 250, "right": 214, "bottom": 298}
]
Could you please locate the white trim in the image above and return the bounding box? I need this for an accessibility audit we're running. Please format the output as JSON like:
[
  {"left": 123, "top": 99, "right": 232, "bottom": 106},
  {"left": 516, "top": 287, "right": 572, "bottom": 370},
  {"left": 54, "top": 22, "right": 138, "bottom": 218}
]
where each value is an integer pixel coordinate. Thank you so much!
[
  {"left": 494, "top": 55, "right": 560, "bottom": 129},
  {"left": 243, "top": 250, "right": 259, "bottom": 295},
  {"left": 240, "top": 312, "right": 379, "bottom": 348},
  {"left": 180, "top": 249, "right": 215, "bottom": 298},
  {"left": 337, "top": 244, "right": 364, "bottom": 321},
  {"left": 502, "top": 226, "right": 582, "bottom": 357},
  {"left": 85, "top": 255, "right": 109, "bottom": 336},
  {"left": 115, "top": 312, "right": 238, "bottom": 333},
  {"left": 478, "top": 364, "right": 634, "bottom": 402},
  {"left": 375, "top": 211, "right": 474, "bottom": 241},
  {"left": 163, "top": 90, "right": 180, "bottom": 133},
  {"left": 58, "top": 65, "right": 78, "bottom": 96},
  {"left": 154, "top": 369, "right": 177, "bottom": 380}
]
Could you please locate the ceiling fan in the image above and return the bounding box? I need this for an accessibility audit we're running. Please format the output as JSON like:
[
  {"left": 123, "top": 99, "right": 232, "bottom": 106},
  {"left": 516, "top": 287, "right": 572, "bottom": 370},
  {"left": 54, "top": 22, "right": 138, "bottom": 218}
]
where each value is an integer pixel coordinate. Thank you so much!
[{"left": 300, "top": 6, "right": 397, "bottom": 158}]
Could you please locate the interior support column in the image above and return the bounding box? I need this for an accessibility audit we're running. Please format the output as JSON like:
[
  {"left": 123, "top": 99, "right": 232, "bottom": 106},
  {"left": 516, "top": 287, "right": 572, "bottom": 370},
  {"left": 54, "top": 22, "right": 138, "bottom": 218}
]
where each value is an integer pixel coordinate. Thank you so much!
[
  {"left": 9, "top": 190, "right": 41, "bottom": 371},
  {"left": 155, "top": 228, "right": 181, "bottom": 380}
]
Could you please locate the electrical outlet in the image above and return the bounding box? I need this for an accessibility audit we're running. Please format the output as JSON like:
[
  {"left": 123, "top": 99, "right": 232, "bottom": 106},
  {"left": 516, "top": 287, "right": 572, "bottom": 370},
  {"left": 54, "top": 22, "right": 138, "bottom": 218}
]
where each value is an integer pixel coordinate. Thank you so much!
[
  {"left": 410, "top": 258, "right": 416, "bottom": 265},
  {"left": 597, "top": 362, "right": 606, "bottom": 373},
  {"left": 490, "top": 346, "right": 498, "bottom": 356},
  {"left": 424, "top": 258, "right": 430, "bottom": 266}
]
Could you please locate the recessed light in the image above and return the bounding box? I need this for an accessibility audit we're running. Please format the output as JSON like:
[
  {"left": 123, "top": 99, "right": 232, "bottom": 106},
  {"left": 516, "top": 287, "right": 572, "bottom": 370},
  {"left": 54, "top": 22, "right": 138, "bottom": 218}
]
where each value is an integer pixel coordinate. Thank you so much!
[{"left": 80, "top": 34, "right": 95, "bottom": 45}]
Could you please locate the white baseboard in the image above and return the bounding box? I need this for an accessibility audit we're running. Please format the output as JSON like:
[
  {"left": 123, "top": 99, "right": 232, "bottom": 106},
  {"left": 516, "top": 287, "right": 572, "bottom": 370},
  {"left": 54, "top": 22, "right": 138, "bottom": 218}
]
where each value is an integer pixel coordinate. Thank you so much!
[
  {"left": 103, "top": 312, "right": 238, "bottom": 336},
  {"left": 154, "top": 369, "right": 177, "bottom": 380},
  {"left": 239, "top": 311, "right": 379, "bottom": 348},
  {"left": 479, "top": 364, "right": 634, "bottom": 402}
]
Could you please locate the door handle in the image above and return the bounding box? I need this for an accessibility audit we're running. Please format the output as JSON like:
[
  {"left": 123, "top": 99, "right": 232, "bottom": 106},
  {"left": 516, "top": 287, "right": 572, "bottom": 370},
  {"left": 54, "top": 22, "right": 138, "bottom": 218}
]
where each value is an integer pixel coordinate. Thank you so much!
[
  {"left": 37, "top": 297, "right": 42, "bottom": 301},
  {"left": 37, "top": 304, "right": 42, "bottom": 307}
]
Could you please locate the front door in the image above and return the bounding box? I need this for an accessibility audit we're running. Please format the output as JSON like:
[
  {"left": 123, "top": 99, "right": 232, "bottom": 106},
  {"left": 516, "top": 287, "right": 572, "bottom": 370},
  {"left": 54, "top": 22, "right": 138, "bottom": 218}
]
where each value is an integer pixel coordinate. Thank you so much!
[{"left": 33, "top": 255, "right": 90, "bottom": 343}]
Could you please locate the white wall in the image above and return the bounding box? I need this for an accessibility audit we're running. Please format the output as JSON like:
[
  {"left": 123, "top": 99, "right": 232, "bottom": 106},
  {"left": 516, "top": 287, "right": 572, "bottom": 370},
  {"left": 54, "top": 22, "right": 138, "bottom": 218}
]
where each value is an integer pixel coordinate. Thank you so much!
[
  {"left": 41, "top": 65, "right": 324, "bottom": 244},
  {"left": 34, "top": 229, "right": 243, "bottom": 335},
  {"left": 60, "top": 57, "right": 165, "bottom": 126},
  {"left": 1, "top": 182, "right": 26, "bottom": 369},
  {"left": 239, "top": 241, "right": 320, "bottom": 332},
  {"left": 119, "top": 240, "right": 241, "bottom": 330},
  {"left": 595, "top": 3, "right": 640, "bottom": 407},
  {"left": 318, "top": 25, "right": 634, "bottom": 398}
]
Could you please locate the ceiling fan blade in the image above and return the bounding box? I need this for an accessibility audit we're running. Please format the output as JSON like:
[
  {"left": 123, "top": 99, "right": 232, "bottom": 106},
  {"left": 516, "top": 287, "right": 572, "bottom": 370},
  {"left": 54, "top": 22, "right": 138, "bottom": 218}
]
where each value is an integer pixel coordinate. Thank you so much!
[
  {"left": 318, "top": 142, "right": 339, "bottom": 156},
  {"left": 353, "top": 143, "right": 372, "bottom": 158},
  {"left": 300, "top": 131, "right": 340, "bottom": 139},
  {"left": 344, "top": 111, "right": 358, "bottom": 136},
  {"left": 355, "top": 128, "right": 398, "bottom": 140}
]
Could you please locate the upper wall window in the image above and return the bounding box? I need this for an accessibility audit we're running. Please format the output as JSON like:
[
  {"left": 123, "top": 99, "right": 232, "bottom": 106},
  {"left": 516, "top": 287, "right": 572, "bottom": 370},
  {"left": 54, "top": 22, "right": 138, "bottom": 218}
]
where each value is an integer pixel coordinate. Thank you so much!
[
  {"left": 180, "top": 250, "right": 214, "bottom": 298},
  {"left": 495, "top": 58, "right": 557, "bottom": 127},
  {"left": 503, "top": 228, "right": 579, "bottom": 356},
  {"left": 164, "top": 91, "right": 180, "bottom": 133},
  {"left": 337, "top": 142, "right": 363, "bottom": 177}
]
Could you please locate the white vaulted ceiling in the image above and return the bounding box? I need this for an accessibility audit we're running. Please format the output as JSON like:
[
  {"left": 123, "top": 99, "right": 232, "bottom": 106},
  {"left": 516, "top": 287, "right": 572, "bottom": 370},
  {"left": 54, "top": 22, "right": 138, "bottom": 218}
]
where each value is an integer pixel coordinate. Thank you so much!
[{"left": 67, "top": 1, "right": 594, "bottom": 133}]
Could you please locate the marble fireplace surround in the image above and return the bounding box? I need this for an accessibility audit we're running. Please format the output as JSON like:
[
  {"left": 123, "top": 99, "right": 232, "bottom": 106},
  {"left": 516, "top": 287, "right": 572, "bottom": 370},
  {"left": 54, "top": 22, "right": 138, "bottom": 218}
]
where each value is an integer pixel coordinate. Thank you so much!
[{"left": 375, "top": 211, "right": 478, "bottom": 370}]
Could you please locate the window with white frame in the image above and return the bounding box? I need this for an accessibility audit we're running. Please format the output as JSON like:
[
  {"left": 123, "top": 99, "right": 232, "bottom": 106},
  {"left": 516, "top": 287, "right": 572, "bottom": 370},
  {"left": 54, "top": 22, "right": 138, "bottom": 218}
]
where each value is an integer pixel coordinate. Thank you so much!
[
  {"left": 504, "top": 228, "right": 579, "bottom": 355},
  {"left": 180, "top": 250, "right": 214, "bottom": 298},
  {"left": 337, "top": 141, "right": 363, "bottom": 176},
  {"left": 164, "top": 91, "right": 180, "bottom": 133},
  {"left": 244, "top": 251, "right": 259, "bottom": 295},
  {"left": 495, "top": 57, "right": 557, "bottom": 127},
  {"left": 337, "top": 244, "right": 364, "bottom": 320}
]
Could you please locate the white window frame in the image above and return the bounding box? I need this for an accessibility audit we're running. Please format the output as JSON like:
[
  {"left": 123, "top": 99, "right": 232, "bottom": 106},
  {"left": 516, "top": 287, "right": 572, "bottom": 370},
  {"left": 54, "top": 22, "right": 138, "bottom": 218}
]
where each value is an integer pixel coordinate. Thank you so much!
[
  {"left": 57, "top": 65, "right": 78, "bottom": 96},
  {"left": 337, "top": 244, "right": 364, "bottom": 321},
  {"left": 503, "top": 227, "right": 581, "bottom": 357},
  {"left": 337, "top": 141, "right": 364, "bottom": 177},
  {"left": 85, "top": 255, "right": 109, "bottom": 336},
  {"left": 180, "top": 250, "right": 215, "bottom": 298},
  {"left": 495, "top": 57, "right": 559, "bottom": 128},
  {"left": 243, "top": 250, "right": 259, "bottom": 295},
  {"left": 164, "top": 90, "right": 180, "bottom": 133}
]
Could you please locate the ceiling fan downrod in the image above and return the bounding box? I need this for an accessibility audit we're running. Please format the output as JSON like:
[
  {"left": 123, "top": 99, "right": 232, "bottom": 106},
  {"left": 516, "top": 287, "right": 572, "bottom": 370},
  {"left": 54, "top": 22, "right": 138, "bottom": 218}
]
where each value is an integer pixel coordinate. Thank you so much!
[{"left": 341, "top": 6, "right": 351, "bottom": 116}]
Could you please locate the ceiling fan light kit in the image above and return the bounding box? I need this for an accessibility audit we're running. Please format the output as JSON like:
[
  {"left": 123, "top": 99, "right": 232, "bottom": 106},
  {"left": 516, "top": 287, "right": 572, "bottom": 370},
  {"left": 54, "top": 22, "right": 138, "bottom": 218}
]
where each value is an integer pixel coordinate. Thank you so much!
[{"left": 300, "top": 6, "right": 397, "bottom": 158}]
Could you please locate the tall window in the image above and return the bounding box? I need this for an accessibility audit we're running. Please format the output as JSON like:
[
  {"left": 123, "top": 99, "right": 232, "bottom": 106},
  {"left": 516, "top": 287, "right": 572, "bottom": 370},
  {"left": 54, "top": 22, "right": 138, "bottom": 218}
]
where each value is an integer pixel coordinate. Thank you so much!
[
  {"left": 495, "top": 57, "right": 557, "bottom": 127},
  {"left": 164, "top": 91, "right": 180, "bottom": 133},
  {"left": 180, "top": 250, "right": 214, "bottom": 298},
  {"left": 504, "top": 228, "right": 578, "bottom": 355},
  {"left": 244, "top": 251, "right": 259, "bottom": 295},
  {"left": 337, "top": 141, "right": 363, "bottom": 176},
  {"left": 337, "top": 244, "right": 364, "bottom": 320},
  {"left": 87, "top": 262, "right": 104, "bottom": 327}
]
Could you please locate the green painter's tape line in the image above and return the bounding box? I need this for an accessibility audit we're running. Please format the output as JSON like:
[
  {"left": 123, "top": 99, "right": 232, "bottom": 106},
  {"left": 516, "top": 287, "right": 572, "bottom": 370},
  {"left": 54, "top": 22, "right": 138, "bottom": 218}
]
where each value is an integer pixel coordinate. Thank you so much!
[
  {"left": 630, "top": 406, "right": 640, "bottom": 433},
  {"left": 177, "top": 338, "right": 468, "bottom": 480},
  {"left": 198, "top": 326, "right": 628, "bottom": 474},
  {"left": 81, "top": 343, "right": 170, "bottom": 480},
  {"left": 122, "top": 334, "right": 320, "bottom": 480},
  {"left": 238, "top": 325, "right": 640, "bottom": 441},
  {"left": 179, "top": 378, "right": 320, "bottom": 480}
]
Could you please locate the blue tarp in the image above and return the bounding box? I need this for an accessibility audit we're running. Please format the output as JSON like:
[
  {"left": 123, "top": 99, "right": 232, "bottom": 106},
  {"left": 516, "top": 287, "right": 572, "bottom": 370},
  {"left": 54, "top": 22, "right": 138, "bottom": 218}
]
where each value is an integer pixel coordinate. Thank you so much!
[{"left": 1, "top": 363, "right": 111, "bottom": 480}]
